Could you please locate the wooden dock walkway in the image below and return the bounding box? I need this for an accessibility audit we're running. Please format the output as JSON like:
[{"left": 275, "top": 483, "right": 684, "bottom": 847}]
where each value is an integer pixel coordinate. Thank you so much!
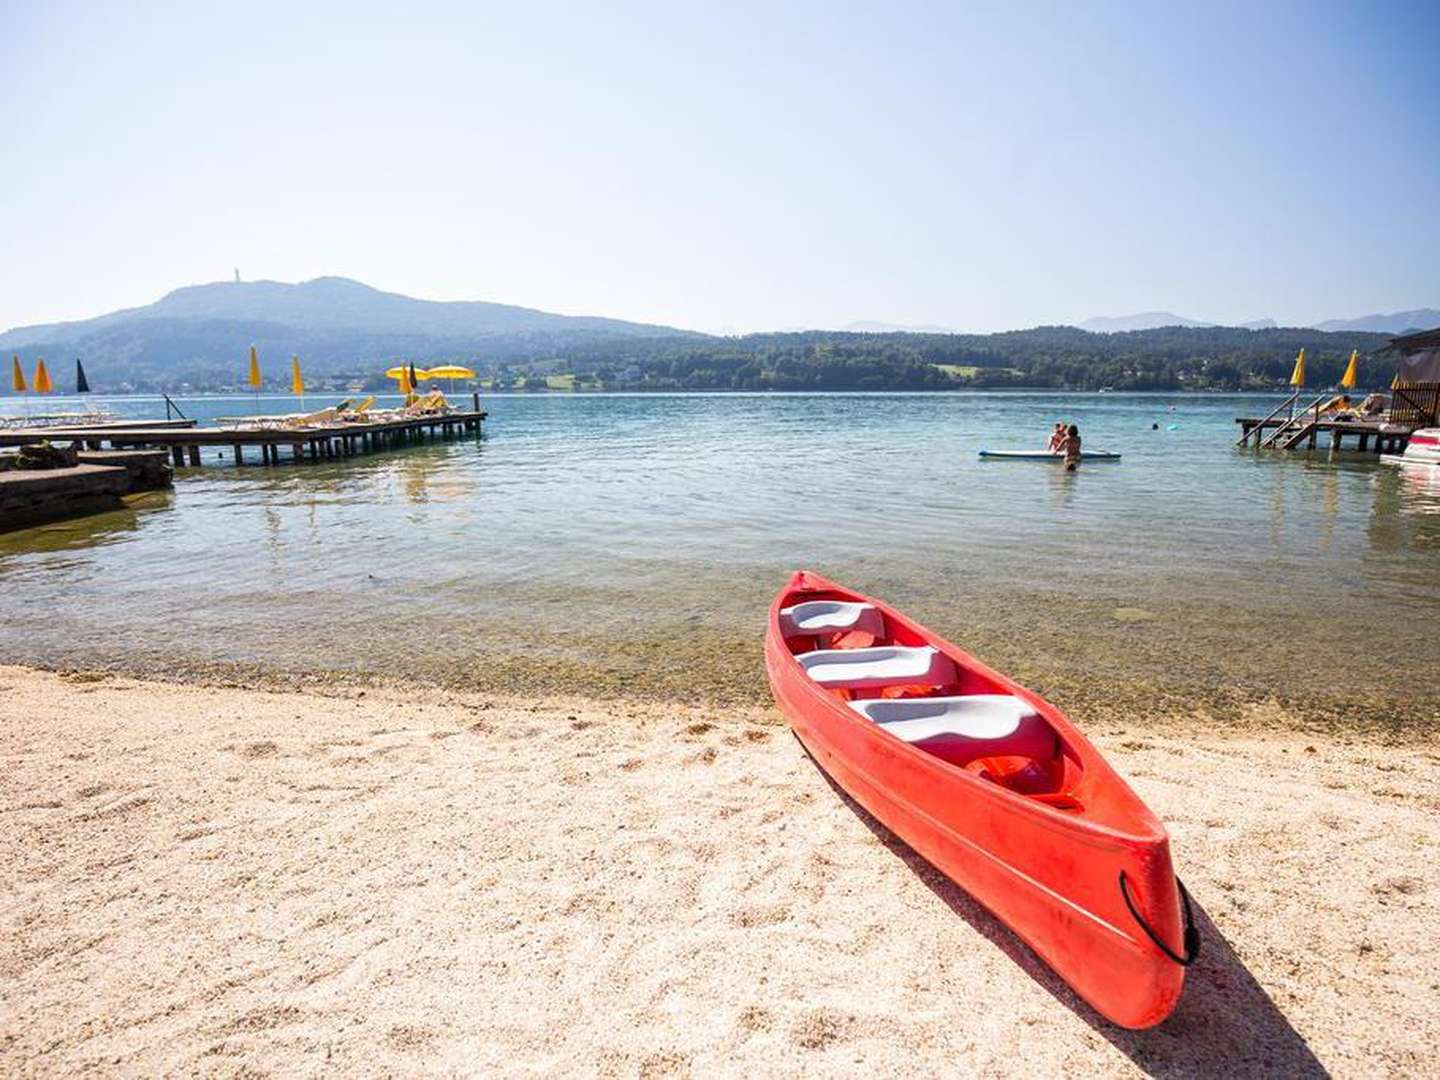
[
  {"left": 0, "top": 411, "right": 485, "bottom": 467},
  {"left": 1237, "top": 383, "right": 1437, "bottom": 453},
  {"left": 1235, "top": 415, "right": 1413, "bottom": 453},
  {"left": 0, "top": 418, "right": 197, "bottom": 448}
]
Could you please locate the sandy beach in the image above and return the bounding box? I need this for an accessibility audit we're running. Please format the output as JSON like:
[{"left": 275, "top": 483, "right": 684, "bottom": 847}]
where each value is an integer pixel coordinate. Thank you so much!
[{"left": 1, "top": 665, "right": 1436, "bottom": 1077}]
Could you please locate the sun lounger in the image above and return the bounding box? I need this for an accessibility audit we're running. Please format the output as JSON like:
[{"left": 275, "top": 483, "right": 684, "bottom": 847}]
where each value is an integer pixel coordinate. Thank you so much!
[
  {"left": 338, "top": 396, "right": 378, "bottom": 423},
  {"left": 219, "top": 405, "right": 342, "bottom": 431}
]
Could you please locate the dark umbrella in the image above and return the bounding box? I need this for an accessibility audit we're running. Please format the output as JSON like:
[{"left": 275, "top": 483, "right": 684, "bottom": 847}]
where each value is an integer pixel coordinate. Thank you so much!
[{"left": 75, "top": 359, "right": 91, "bottom": 394}]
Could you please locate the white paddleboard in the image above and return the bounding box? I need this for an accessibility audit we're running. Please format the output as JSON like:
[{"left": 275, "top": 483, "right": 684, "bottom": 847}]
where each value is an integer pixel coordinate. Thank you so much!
[{"left": 978, "top": 449, "right": 1122, "bottom": 461}]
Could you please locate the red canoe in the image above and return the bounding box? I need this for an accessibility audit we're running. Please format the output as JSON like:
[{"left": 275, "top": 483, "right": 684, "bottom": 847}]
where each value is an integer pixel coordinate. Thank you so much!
[{"left": 765, "top": 570, "right": 1196, "bottom": 1029}]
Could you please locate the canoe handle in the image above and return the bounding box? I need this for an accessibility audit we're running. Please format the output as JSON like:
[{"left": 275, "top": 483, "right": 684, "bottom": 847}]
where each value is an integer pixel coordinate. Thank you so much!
[{"left": 1119, "top": 871, "right": 1200, "bottom": 967}]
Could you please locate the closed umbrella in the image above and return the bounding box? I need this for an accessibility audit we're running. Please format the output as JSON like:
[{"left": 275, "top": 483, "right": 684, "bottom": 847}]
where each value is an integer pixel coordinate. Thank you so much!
[
  {"left": 1289, "top": 348, "right": 1306, "bottom": 388},
  {"left": 1340, "top": 349, "right": 1358, "bottom": 390},
  {"left": 291, "top": 355, "right": 305, "bottom": 409},
  {"left": 11, "top": 354, "right": 26, "bottom": 418},
  {"left": 34, "top": 358, "right": 53, "bottom": 394},
  {"left": 386, "top": 364, "right": 429, "bottom": 403},
  {"left": 390, "top": 365, "right": 414, "bottom": 397},
  {"left": 75, "top": 359, "right": 91, "bottom": 394},
  {"left": 247, "top": 345, "right": 262, "bottom": 411}
]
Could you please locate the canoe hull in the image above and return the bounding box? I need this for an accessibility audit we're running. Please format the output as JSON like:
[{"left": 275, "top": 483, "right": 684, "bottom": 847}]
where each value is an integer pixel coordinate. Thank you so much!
[{"left": 765, "top": 571, "right": 1187, "bottom": 1029}]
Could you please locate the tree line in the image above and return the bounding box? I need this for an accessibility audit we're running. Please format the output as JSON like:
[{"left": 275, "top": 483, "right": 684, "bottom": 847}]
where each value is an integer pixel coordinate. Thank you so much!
[
  {"left": 507, "top": 325, "right": 1401, "bottom": 392},
  {"left": 34, "top": 321, "right": 1407, "bottom": 393}
]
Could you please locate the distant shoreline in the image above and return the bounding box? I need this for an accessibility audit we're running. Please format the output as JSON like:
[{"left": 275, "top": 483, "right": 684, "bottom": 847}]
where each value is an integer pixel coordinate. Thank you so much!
[{"left": 0, "top": 386, "right": 1342, "bottom": 401}]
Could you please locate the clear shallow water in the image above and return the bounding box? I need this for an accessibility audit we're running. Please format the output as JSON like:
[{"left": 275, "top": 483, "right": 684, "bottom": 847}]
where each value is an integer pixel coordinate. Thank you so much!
[{"left": 2, "top": 391, "right": 1438, "bottom": 718}]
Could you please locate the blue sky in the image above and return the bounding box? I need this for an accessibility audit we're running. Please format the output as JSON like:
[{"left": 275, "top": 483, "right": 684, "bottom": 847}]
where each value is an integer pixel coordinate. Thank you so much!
[{"left": 2, "top": 0, "right": 1437, "bottom": 334}]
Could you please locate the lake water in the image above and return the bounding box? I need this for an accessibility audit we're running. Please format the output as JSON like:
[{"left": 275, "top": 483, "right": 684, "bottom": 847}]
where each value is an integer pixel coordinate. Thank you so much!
[{"left": 2, "top": 391, "right": 1437, "bottom": 722}]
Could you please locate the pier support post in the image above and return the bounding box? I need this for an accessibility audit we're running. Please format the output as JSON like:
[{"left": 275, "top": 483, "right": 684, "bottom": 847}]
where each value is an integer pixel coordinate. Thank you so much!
[
  {"left": 171, "top": 445, "right": 185, "bottom": 467},
  {"left": 233, "top": 445, "right": 242, "bottom": 466},
  {"left": 187, "top": 445, "right": 201, "bottom": 467}
]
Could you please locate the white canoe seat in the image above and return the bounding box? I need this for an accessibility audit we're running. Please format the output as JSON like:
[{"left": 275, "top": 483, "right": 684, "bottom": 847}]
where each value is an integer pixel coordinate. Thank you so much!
[
  {"left": 849, "top": 695, "right": 1055, "bottom": 763},
  {"left": 780, "top": 600, "right": 885, "bottom": 639},
  {"left": 796, "top": 645, "right": 956, "bottom": 689}
]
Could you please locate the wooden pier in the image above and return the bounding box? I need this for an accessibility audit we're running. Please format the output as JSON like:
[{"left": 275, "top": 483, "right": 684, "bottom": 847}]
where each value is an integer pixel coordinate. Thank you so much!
[
  {"left": 1235, "top": 382, "right": 1440, "bottom": 453},
  {"left": 1235, "top": 414, "right": 1414, "bottom": 453},
  {"left": 0, "top": 411, "right": 485, "bottom": 468},
  {"left": 0, "top": 417, "right": 197, "bottom": 449}
]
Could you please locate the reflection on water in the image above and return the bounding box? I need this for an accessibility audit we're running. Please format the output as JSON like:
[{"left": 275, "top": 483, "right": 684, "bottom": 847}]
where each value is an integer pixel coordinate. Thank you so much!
[
  {"left": 0, "top": 489, "right": 173, "bottom": 555},
  {"left": 0, "top": 391, "right": 1436, "bottom": 714},
  {"left": 1393, "top": 461, "right": 1440, "bottom": 517}
]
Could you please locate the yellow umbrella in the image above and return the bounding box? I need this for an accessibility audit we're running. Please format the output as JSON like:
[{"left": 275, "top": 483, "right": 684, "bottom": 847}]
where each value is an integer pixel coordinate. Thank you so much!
[
  {"left": 1339, "top": 349, "right": 1358, "bottom": 389},
  {"left": 247, "top": 345, "right": 262, "bottom": 388},
  {"left": 34, "top": 358, "right": 53, "bottom": 393},
  {"left": 426, "top": 364, "right": 477, "bottom": 395},
  {"left": 1289, "top": 348, "right": 1306, "bottom": 388},
  {"left": 11, "top": 354, "right": 26, "bottom": 392},
  {"left": 291, "top": 355, "right": 306, "bottom": 412},
  {"left": 386, "top": 365, "right": 430, "bottom": 403}
]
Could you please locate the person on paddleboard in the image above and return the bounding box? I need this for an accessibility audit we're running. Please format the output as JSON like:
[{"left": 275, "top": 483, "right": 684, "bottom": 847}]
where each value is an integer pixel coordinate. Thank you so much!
[{"left": 1061, "top": 424, "right": 1082, "bottom": 471}]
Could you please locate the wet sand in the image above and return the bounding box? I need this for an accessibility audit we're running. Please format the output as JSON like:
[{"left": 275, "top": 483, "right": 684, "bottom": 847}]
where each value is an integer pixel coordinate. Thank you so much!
[{"left": 1, "top": 666, "right": 1436, "bottom": 1076}]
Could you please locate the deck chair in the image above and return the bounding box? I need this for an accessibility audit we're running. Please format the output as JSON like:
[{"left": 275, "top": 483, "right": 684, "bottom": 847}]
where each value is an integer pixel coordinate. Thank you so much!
[
  {"left": 405, "top": 390, "right": 448, "bottom": 415},
  {"left": 341, "top": 396, "right": 377, "bottom": 422},
  {"left": 287, "top": 407, "right": 341, "bottom": 429}
]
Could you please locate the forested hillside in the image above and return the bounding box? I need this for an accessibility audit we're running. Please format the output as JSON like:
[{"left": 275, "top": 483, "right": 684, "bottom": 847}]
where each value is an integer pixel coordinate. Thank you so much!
[
  {"left": 2, "top": 275, "right": 1413, "bottom": 392},
  {"left": 504, "top": 325, "right": 1400, "bottom": 392}
]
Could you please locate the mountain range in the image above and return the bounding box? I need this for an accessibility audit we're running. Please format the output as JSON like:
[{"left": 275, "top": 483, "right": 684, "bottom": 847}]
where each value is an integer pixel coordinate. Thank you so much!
[
  {"left": 0, "top": 277, "right": 695, "bottom": 387},
  {"left": 1076, "top": 309, "right": 1438, "bottom": 334},
  {"left": 840, "top": 319, "right": 962, "bottom": 334},
  {"left": 1, "top": 276, "right": 1434, "bottom": 390},
  {"left": 1310, "top": 309, "right": 1440, "bottom": 333}
]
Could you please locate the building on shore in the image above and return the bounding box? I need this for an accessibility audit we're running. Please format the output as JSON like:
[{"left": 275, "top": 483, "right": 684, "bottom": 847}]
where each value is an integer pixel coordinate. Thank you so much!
[{"left": 1386, "top": 328, "right": 1440, "bottom": 428}]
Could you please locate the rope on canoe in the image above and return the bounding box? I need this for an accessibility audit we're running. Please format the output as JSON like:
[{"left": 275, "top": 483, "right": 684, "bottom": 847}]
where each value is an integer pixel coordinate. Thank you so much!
[{"left": 1119, "top": 871, "right": 1200, "bottom": 966}]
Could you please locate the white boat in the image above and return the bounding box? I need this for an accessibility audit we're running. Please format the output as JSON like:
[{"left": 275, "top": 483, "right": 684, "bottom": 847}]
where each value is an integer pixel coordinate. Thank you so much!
[{"left": 1382, "top": 427, "right": 1440, "bottom": 467}]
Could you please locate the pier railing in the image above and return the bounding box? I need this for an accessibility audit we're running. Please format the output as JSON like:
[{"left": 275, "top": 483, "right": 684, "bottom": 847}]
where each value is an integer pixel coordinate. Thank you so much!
[
  {"left": 1390, "top": 385, "right": 1439, "bottom": 428},
  {"left": 1259, "top": 393, "right": 1325, "bottom": 448},
  {"left": 1235, "top": 391, "right": 1299, "bottom": 446}
]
